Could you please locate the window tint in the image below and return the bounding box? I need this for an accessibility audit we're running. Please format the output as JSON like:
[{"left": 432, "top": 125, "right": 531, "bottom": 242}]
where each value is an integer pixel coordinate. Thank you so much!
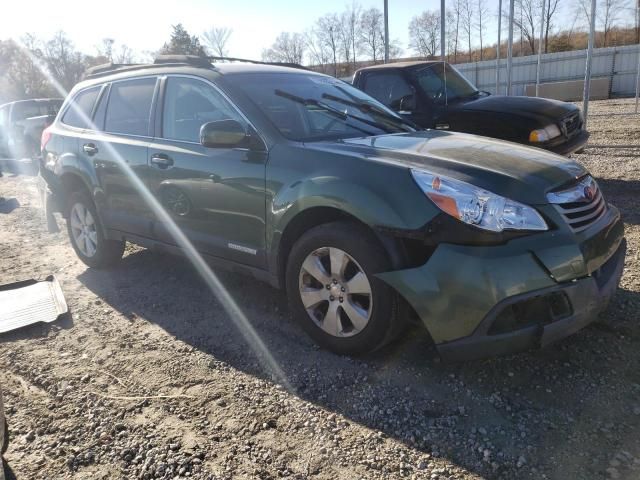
[
  {"left": 363, "top": 71, "right": 413, "bottom": 110},
  {"left": 105, "top": 78, "right": 156, "bottom": 136},
  {"left": 62, "top": 88, "right": 100, "bottom": 128},
  {"left": 162, "top": 77, "right": 245, "bottom": 143}
]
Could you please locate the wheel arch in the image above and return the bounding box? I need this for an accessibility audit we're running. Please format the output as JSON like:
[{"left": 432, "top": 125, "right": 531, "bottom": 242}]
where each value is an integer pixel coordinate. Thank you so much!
[{"left": 274, "top": 206, "right": 409, "bottom": 289}]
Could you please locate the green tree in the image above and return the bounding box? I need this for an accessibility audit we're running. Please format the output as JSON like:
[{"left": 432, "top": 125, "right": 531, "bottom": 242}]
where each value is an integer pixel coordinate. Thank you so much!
[{"left": 160, "top": 24, "right": 206, "bottom": 56}]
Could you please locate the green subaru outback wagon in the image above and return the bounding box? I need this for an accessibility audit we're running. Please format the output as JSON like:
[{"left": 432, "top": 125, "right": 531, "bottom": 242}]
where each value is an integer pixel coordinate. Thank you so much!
[{"left": 40, "top": 55, "right": 626, "bottom": 361}]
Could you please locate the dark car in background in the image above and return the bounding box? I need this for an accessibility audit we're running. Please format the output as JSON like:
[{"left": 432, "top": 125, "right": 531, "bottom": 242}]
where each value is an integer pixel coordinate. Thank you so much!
[
  {"left": 40, "top": 56, "right": 623, "bottom": 360},
  {"left": 352, "top": 61, "right": 589, "bottom": 156},
  {"left": 0, "top": 98, "right": 63, "bottom": 160}
]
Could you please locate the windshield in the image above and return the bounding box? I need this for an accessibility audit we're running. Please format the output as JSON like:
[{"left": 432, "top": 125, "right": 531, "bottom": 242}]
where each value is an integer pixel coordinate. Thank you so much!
[
  {"left": 232, "top": 73, "right": 415, "bottom": 141},
  {"left": 413, "top": 63, "right": 478, "bottom": 104},
  {"left": 11, "top": 100, "right": 61, "bottom": 122}
]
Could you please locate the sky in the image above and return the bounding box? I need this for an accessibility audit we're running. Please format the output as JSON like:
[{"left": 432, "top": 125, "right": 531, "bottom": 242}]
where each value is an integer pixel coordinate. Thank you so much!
[{"left": 1, "top": 0, "right": 510, "bottom": 60}]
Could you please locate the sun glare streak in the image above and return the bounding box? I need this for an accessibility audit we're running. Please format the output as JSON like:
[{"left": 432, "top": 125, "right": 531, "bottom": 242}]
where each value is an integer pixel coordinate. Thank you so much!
[{"left": 17, "top": 44, "right": 292, "bottom": 391}]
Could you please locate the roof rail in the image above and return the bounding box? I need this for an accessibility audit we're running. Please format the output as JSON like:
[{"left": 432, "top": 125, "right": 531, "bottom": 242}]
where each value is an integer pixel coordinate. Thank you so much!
[
  {"left": 83, "top": 56, "right": 215, "bottom": 80},
  {"left": 207, "top": 56, "right": 309, "bottom": 70},
  {"left": 153, "top": 55, "right": 212, "bottom": 68}
]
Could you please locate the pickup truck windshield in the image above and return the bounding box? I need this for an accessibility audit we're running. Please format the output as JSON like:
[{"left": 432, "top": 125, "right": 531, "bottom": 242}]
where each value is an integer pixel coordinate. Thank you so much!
[
  {"left": 232, "top": 73, "right": 415, "bottom": 141},
  {"left": 413, "top": 63, "right": 479, "bottom": 104},
  {"left": 11, "top": 101, "right": 62, "bottom": 122}
]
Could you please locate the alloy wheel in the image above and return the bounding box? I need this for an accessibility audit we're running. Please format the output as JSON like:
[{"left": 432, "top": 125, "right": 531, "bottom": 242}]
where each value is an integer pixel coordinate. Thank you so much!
[
  {"left": 69, "top": 202, "right": 98, "bottom": 258},
  {"left": 298, "top": 247, "right": 373, "bottom": 337}
]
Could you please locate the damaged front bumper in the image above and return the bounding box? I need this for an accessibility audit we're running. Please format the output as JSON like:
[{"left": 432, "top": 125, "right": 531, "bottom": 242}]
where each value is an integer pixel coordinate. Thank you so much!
[{"left": 377, "top": 205, "right": 626, "bottom": 361}]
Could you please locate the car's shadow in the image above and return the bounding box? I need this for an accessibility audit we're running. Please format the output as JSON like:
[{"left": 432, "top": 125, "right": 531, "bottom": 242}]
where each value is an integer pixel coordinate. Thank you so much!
[
  {"left": 78, "top": 249, "right": 640, "bottom": 478},
  {"left": 597, "top": 178, "right": 640, "bottom": 225},
  {"left": 0, "top": 198, "right": 19, "bottom": 215}
]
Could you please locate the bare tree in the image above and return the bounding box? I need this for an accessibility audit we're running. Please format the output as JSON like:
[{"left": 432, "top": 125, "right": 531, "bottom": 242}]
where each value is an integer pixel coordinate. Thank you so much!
[
  {"left": 543, "top": 0, "right": 561, "bottom": 52},
  {"left": 262, "top": 32, "right": 306, "bottom": 64},
  {"left": 339, "top": 3, "right": 361, "bottom": 66},
  {"left": 201, "top": 27, "right": 232, "bottom": 58},
  {"left": 476, "top": 0, "right": 490, "bottom": 60},
  {"left": 1, "top": 35, "right": 52, "bottom": 99},
  {"left": 316, "top": 13, "right": 341, "bottom": 76},
  {"left": 114, "top": 44, "right": 135, "bottom": 64},
  {"left": 460, "top": 0, "right": 474, "bottom": 61},
  {"left": 448, "top": 0, "right": 462, "bottom": 62},
  {"left": 43, "top": 31, "right": 85, "bottom": 91},
  {"left": 305, "top": 28, "right": 332, "bottom": 73},
  {"left": 507, "top": 0, "right": 539, "bottom": 55},
  {"left": 577, "top": 0, "right": 630, "bottom": 46},
  {"left": 359, "top": 7, "right": 385, "bottom": 62},
  {"left": 445, "top": 9, "right": 458, "bottom": 62},
  {"left": 408, "top": 10, "right": 441, "bottom": 58},
  {"left": 97, "top": 38, "right": 115, "bottom": 62}
]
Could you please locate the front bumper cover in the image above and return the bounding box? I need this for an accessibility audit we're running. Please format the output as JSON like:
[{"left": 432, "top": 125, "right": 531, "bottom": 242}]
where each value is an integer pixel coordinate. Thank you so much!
[
  {"left": 377, "top": 206, "right": 625, "bottom": 361},
  {"left": 437, "top": 239, "right": 625, "bottom": 361}
]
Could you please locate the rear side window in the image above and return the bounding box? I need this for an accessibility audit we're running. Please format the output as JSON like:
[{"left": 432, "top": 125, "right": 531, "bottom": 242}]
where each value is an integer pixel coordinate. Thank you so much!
[
  {"left": 105, "top": 78, "right": 156, "bottom": 136},
  {"left": 362, "top": 71, "right": 413, "bottom": 110},
  {"left": 62, "top": 88, "right": 101, "bottom": 128}
]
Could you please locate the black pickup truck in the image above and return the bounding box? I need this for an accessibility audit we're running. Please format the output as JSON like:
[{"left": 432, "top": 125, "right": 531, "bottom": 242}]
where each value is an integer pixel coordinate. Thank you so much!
[{"left": 352, "top": 61, "right": 589, "bottom": 156}]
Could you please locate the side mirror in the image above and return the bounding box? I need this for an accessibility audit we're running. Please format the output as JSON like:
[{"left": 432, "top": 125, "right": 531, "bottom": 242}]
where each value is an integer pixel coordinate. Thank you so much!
[
  {"left": 200, "top": 119, "right": 247, "bottom": 148},
  {"left": 398, "top": 94, "right": 416, "bottom": 114}
]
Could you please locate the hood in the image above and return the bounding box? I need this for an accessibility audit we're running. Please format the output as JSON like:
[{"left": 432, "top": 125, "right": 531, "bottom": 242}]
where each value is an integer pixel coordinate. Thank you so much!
[
  {"left": 455, "top": 95, "right": 578, "bottom": 124},
  {"left": 311, "top": 130, "right": 587, "bottom": 205}
]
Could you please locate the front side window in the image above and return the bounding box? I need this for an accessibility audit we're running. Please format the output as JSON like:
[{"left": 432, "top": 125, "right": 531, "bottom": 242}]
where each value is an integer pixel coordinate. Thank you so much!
[
  {"left": 62, "top": 88, "right": 101, "bottom": 129},
  {"left": 232, "top": 73, "right": 414, "bottom": 142},
  {"left": 362, "top": 71, "right": 414, "bottom": 110},
  {"left": 105, "top": 78, "right": 156, "bottom": 136},
  {"left": 162, "top": 77, "right": 246, "bottom": 143}
]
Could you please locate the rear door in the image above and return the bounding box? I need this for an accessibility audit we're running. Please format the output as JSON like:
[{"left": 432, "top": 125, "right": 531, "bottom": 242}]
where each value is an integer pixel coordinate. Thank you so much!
[
  {"left": 145, "top": 75, "right": 268, "bottom": 268},
  {"left": 84, "top": 77, "right": 158, "bottom": 238}
]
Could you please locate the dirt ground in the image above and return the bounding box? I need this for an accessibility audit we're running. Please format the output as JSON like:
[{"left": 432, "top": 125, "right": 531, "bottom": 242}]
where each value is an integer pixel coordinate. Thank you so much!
[{"left": 0, "top": 98, "right": 639, "bottom": 480}]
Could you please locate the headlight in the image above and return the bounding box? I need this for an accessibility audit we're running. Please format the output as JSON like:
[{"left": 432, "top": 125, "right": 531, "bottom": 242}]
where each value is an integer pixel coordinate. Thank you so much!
[
  {"left": 529, "top": 124, "right": 561, "bottom": 143},
  {"left": 411, "top": 170, "right": 548, "bottom": 232}
]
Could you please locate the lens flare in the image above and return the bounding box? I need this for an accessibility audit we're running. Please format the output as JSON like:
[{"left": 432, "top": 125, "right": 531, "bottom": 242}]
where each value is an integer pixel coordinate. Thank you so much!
[{"left": 16, "top": 43, "right": 291, "bottom": 391}]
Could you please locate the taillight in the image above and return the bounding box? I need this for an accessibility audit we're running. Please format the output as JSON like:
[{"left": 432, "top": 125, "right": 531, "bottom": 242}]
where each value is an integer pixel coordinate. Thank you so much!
[{"left": 41, "top": 126, "right": 52, "bottom": 152}]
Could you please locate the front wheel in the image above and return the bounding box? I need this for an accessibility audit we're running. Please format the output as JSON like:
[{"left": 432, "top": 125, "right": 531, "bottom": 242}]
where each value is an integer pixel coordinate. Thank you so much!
[
  {"left": 286, "top": 221, "right": 403, "bottom": 355},
  {"left": 66, "top": 191, "right": 124, "bottom": 268}
]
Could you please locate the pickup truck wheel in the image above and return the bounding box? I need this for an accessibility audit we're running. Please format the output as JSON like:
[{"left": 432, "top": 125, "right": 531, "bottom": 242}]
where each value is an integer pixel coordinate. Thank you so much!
[
  {"left": 66, "top": 191, "right": 124, "bottom": 268},
  {"left": 286, "top": 221, "right": 402, "bottom": 355}
]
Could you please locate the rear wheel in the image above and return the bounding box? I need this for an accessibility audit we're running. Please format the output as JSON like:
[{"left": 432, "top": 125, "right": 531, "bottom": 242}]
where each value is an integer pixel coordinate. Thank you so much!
[
  {"left": 286, "top": 221, "right": 403, "bottom": 355},
  {"left": 66, "top": 190, "right": 124, "bottom": 268}
]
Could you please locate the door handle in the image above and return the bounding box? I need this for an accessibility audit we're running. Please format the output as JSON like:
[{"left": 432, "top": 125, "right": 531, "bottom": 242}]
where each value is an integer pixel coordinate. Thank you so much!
[
  {"left": 150, "top": 154, "right": 174, "bottom": 168},
  {"left": 83, "top": 143, "right": 98, "bottom": 156}
]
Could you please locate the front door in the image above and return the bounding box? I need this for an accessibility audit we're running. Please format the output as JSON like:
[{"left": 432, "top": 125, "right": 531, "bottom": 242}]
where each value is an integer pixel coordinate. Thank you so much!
[{"left": 146, "top": 76, "right": 267, "bottom": 268}]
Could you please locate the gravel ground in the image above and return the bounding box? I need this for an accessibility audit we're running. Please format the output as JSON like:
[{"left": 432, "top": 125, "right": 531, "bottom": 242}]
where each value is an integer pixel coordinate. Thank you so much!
[{"left": 0, "top": 98, "right": 639, "bottom": 480}]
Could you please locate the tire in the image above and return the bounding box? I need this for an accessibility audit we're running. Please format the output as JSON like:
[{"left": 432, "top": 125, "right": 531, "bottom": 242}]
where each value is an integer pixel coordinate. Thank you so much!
[
  {"left": 65, "top": 190, "right": 124, "bottom": 268},
  {"left": 1, "top": 418, "right": 7, "bottom": 454},
  {"left": 286, "top": 221, "right": 404, "bottom": 355}
]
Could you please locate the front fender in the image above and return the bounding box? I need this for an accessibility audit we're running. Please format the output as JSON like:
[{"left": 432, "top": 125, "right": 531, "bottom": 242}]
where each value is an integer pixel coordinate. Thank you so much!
[{"left": 266, "top": 154, "right": 438, "bottom": 278}]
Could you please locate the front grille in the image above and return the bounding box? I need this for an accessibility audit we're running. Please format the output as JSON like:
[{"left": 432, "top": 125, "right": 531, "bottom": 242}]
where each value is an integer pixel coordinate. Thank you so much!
[
  {"left": 548, "top": 176, "right": 607, "bottom": 233},
  {"left": 561, "top": 112, "right": 581, "bottom": 138}
]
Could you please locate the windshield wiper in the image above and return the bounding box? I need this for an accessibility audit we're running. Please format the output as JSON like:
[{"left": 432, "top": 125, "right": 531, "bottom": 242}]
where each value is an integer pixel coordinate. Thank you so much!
[
  {"left": 324, "top": 89, "right": 417, "bottom": 131},
  {"left": 274, "top": 89, "right": 393, "bottom": 135}
]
